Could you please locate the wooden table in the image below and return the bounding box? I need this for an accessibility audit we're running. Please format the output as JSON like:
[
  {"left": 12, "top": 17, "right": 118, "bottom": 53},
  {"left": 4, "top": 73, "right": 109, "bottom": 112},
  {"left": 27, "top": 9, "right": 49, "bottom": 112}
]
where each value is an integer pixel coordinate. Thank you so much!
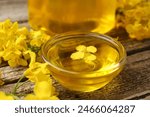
[{"left": 0, "top": 0, "right": 150, "bottom": 100}]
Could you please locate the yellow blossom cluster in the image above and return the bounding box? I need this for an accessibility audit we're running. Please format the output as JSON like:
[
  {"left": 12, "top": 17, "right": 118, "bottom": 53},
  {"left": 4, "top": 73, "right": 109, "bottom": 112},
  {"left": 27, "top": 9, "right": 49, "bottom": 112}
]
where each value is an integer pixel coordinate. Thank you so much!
[
  {"left": 70, "top": 45, "right": 97, "bottom": 64},
  {"left": 0, "top": 20, "right": 28, "bottom": 67},
  {"left": 0, "top": 19, "right": 59, "bottom": 100},
  {"left": 117, "top": 0, "right": 150, "bottom": 40},
  {"left": 0, "top": 19, "right": 50, "bottom": 67}
]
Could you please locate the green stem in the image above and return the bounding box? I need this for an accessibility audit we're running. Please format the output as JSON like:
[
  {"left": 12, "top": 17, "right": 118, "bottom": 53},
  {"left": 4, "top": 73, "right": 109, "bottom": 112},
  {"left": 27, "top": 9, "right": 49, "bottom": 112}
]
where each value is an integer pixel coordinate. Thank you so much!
[{"left": 12, "top": 76, "right": 25, "bottom": 95}]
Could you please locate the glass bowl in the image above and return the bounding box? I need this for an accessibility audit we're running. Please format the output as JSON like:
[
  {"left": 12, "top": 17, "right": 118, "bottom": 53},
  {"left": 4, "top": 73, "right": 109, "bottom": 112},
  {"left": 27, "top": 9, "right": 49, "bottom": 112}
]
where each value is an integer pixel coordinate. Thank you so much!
[{"left": 41, "top": 32, "right": 126, "bottom": 92}]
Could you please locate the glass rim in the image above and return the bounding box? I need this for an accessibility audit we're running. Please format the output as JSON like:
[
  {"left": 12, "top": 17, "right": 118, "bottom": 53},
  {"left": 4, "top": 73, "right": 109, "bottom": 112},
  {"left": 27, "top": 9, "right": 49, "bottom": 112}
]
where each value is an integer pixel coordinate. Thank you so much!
[{"left": 41, "top": 32, "right": 126, "bottom": 76}]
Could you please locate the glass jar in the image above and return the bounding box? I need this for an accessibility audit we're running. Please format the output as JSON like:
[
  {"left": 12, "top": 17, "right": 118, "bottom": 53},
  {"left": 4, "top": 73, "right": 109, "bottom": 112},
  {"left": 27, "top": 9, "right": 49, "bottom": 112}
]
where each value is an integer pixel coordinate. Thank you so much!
[{"left": 28, "top": 0, "right": 117, "bottom": 35}]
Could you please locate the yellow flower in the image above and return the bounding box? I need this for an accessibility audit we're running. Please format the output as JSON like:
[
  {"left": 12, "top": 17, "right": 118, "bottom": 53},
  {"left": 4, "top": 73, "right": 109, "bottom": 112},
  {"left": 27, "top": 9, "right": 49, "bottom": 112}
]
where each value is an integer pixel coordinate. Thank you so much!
[
  {"left": 1, "top": 46, "right": 28, "bottom": 67},
  {"left": 0, "top": 19, "right": 58, "bottom": 100},
  {"left": 0, "top": 20, "right": 51, "bottom": 68},
  {"left": 125, "top": 2, "right": 150, "bottom": 40},
  {"left": 0, "top": 20, "right": 29, "bottom": 67},
  {"left": 24, "top": 80, "right": 59, "bottom": 100},
  {"left": 70, "top": 45, "right": 97, "bottom": 63},
  {"left": 8, "top": 58, "right": 28, "bottom": 68},
  {"left": 29, "top": 29, "right": 50, "bottom": 47},
  {"left": 15, "top": 35, "right": 28, "bottom": 51},
  {"left": 24, "top": 62, "right": 50, "bottom": 82},
  {"left": 17, "top": 27, "right": 29, "bottom": 36},
  {"left": 0, "top": 91, "right": 14, "bottom": 100},
  {"left": 23, "top": 50, "right": 36, "bottom": 67},
  {"left": 118, "top": 0, "right": 150, "bottom": 40},
  {"left": 23, "top": 61, "right": 58, "bottom": 100}
]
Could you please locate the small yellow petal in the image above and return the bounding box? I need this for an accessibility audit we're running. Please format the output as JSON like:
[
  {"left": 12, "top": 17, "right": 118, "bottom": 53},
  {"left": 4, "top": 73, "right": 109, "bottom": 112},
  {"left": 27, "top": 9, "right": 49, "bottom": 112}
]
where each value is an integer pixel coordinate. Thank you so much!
[
  {"left": 17, "top": 27, "right": 28, "bottom": 35},
  {"left": 30, "top": 39, "right": 42, "bottom": 47},
  {"left": 70, "top": 52, "right": 84, "bottom": 60},
  {"left": 18, "top": 58, "right": 28, "bottom": 66},
  {"left": 36, "top": 72, "right": 51, "bottom": 82},
  {"left": 86, "top": 46, "right": 97, "bottom": 53},
  {"left": 29, "top": 30, "right": 50, "bottom": 47},
  {"left": 2, "top": 19, "right": 12, "bottom": 29},
  {"left": 24, "top": 62, "right": 50, "bottom": 82},
  {"left": 24, "top": 50, "right": 36, "bottom": 67},
  {"left": 84, "top": 54, "right": 96, "bottom": 61},
  {"left": 23, "top": 52, "right": 30, "bottom": 60},
  {"left": 24, "top": 94, "right": 38, "bottom": 100},
  {"left": 76, "top": 45, "right": 86, "bottom": 52},
  {"left": 0, "top": 92, "right": 14, "bottom": 100},
  {"left": 16, "top": 35, "right": 27, "bottom": 49},
  {"left": 10, "top": 22, "right": 18, "bottom": 32},
  {"left": 8, "top": 59, "right": 17, "bottom": 67},
  {"left": 34, "top": 81, "right": 52, "bottom": 99},
  {"left": 48, "top": 96, "right": 59, "bottom": 100}
]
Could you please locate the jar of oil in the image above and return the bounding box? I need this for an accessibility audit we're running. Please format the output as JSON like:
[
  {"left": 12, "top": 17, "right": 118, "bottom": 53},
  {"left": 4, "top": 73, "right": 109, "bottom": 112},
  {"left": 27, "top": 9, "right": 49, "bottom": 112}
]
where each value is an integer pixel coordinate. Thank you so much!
[
  {"left": 42, "top": 33, "right": 126, "bottom": 92},
  {"left": 28, "top": 0, "right": 117, "bottom": 35}
]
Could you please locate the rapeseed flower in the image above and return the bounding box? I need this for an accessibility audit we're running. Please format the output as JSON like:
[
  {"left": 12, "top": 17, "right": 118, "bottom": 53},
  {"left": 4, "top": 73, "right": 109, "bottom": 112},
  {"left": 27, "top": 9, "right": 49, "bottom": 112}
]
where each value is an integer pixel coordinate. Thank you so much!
[
  {"left": 117, "top": 0, "right": 150, "bottom": 40},
  {"left": 0, "top": 91, "right": 14, "bottom": 100},
  {"left": 70, "top": 45, "right": 97, "bottom": 64},
  {"left": 125, "top": 1, "right": 150, "bottom": 40},
  {"left": 1, "top": 46, "right": 28, "bottom": 67},
  {"left": 24, "top": 80, "right": 58, "bottom": 100},
  {"left": 0, "top": 19, "right": 58, "bottom": 100},
  {"left": 24, "top": 62, "right": 50, "bottom": 82},
  {"left": 29, "top": 29, "right": 50, "bottom": 47},
  {"left": 0, "top": 19, "right": 28, "bottom": 67}
]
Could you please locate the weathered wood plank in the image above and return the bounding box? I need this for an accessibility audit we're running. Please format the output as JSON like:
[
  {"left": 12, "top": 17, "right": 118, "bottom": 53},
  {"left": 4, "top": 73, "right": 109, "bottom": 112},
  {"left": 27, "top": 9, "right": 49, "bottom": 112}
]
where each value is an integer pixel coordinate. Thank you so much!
[
  {"left": 0, "top": 66, "right": 26, "bottom": 84},
  {"left": 108, "top": 28, "right": 150, "bottom": 55},
  {"left": 0, "top": 0, "right": 28, "bottom": 22},
  {"left": 0, "top": 81, "right": 34, "bottom": 97},
  {"left": 144, "top": 96, "right": 150, "bottom": 100},
  {"left": 123, "top": 91, "right": 150, "bottom": 100}
]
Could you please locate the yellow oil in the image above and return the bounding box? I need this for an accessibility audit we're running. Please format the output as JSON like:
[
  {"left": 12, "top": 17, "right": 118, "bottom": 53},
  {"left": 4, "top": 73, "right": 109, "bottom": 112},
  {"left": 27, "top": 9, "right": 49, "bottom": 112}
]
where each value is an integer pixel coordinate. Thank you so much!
[
  {"left": 43, "top": 36, "right": 123, "bottom": 92},
  {"left": 28, "top": 0, "right": 117, "bottom": 35}
]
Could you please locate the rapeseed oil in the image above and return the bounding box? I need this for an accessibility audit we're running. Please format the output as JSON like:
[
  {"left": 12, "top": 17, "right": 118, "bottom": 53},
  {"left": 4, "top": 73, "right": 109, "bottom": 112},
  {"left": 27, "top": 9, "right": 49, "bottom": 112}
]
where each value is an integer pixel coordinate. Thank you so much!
[{"left": 28, "top": 0, "right": 117, "bottom": 35}]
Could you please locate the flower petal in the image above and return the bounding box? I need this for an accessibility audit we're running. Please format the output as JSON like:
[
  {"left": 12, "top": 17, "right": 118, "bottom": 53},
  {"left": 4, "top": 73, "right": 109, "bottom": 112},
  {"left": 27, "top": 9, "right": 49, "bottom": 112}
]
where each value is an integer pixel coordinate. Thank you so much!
[
  {"left": 86, "top": 46, "right": 97, "bottom": 53},
  {"left": 70, "top": 52, "right": 84, "bottom": 60},
  {"left": 84, "top": 54, "right": 96, "bottom": 61},
  {"left": 76, "top": 45, "right": 86, "bottom": 52},
  {"left": 34, "top": 81, "right": 52, "bottom": 99},
  {"left": 0, "top": 91, "right": 14, "bottom": 100}
]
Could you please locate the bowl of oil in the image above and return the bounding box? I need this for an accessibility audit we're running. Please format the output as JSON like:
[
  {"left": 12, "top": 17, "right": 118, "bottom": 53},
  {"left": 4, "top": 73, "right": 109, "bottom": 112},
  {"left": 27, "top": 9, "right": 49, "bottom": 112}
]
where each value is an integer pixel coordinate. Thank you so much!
[{"left": 42, "top": 32, "right": 126, "bottom": 92}]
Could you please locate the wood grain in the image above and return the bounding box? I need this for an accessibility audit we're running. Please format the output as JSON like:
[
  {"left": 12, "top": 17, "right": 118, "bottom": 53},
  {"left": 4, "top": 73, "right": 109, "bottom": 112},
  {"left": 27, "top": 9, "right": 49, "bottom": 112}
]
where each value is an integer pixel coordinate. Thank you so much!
[
  {"left": 0, "top": 0, "right": 150, "bottom": 100},
  {"left": 0, "top": 0, "right": 28, "bottom": 22},
  {"left": 0, "top": 66, "right": 26, "bottom": 84}
]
